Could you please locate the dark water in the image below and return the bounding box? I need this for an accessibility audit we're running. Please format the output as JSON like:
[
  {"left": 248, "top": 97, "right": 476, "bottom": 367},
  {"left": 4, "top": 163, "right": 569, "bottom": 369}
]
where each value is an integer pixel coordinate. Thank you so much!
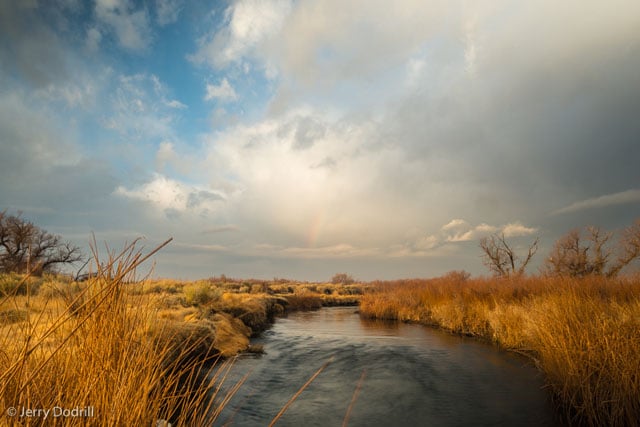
[{"left": 215, "top": 307, "right": 557, "bottom": 426}]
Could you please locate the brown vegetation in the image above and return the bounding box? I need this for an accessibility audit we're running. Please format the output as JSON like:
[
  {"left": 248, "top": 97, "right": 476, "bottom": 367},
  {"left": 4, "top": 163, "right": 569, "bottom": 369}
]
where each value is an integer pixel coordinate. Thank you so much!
[
  {"left": 0, "top": 242, "right": 365, "bottom": 425},
  {"left": 0, "top": 240, "right": 232, "bottom": 426},
  {"left": 359, "top": 274, "right": 640, "bottom": 426}
]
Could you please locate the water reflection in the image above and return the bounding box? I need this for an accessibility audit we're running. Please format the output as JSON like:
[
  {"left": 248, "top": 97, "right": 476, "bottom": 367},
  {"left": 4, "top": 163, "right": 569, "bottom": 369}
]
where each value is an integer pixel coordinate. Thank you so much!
[{"left": 216, "top": 307, "right": 558, "bottom": 426}]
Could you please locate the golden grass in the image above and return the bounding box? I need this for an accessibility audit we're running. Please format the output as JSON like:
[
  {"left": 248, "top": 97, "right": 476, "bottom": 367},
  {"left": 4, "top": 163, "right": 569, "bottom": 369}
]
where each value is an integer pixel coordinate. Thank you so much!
[
  {"left": 0, "top": 241, "right": 237, "bottom": 426},
  {"left": 0, "top": 245, "right": 366, "bottom": 426},
  {"left": 359, "top": 275, "right": 640, "bottom": 425}
]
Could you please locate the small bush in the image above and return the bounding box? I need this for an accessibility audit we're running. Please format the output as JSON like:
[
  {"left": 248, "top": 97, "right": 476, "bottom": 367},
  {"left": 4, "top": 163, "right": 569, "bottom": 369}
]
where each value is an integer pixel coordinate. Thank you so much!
[
  {"left": 183, "top": 283, "right": 220, "bottom": 306},
  {"left": 0, "top": 273, "right": 43, "bottom": 296}
]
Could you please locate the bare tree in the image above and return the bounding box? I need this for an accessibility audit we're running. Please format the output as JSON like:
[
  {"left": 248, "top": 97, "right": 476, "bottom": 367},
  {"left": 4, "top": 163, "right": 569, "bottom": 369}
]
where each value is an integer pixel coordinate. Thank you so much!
[
  {"left": 544, "top": 221, "right": 640, "bottom": 278},
  {"left": 479, "top": 233, "right": 539, "bottom": 277},
  {"left": 608, "top": 219, "right": 640, "bottom": 277},
  {"left": 331, "top": 273, "right": 355, "bottom": 285},
  {"left": 0, "top": 211, "right": 83, "bottom": 275}
]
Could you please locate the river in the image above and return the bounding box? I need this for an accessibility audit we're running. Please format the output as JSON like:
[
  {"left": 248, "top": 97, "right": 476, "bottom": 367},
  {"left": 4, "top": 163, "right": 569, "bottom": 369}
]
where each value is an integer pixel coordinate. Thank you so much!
[{"left": 215, "top": 307, "right": 558, "bottom": 426}]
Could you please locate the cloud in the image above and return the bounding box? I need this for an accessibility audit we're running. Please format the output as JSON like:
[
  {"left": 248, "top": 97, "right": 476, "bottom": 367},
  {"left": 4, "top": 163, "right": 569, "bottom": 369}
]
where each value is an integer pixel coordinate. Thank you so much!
[
  {"left": 204, "top": 78, "right": 238, "bottom": 102},
  {"left": 85, "top": 26, "right": 103, "bottom": 52},
  {"left": 4, "top": 0, "right": 640, "bottom": 281},
  {"left": 0, "top": 91, "right": 81, "bottom": 170},
  {"left": 256, "top": 243, "right": 381, "bottom": 259},
  {"left": 94, "top": 0, "right": 152, "bottom": 51},
  {"left": 292, "top": 116, "right": 326, "bottom": 150},
  {"left": 34, "top": 78, "right": 98, "bottom": 110},
  {"left": 189, "top": 0, "right": 292, "bottom": 69},
  {"left": 203, "top": 108, "right": 432, "bottom": 248},
  {"left": 0, "top": 89, "right": 118, "bottom": 228},
  {"left": 203, "top": 225, "right": 240, "bottom": 234},
  {"left": 155, "top": 141, "right": 176, "bottom": 172},
  {"left": 267, "top": 0, "right": 447, "bottom": 88},
  {"left": 165, "top": 99, "right": 187, "bottom": 109},
  {"left": 103, "top": 73, "right": 183, "bottom": 140},
  {"left": 413, "top": 235, "right": 440, "bottom": 251},
  {"left": 553, "top": 189, "right": 640, "bottom": 215},
  {"left": 502, "top": 222, "right": 538, "bottom": 237},
  {"left": 443, "top": 220, "right": 498, "bottom": 243},
  {"left": 155, "top": 0, "right": 183, "bottom": 26},
  {"left": 0, "top": 2, "right": 71, "bottom": 87},
  {"left": 172, "top": 242, "right": 229, "bottom": 252},
  {"left": 114, "top": 173, "right": 225, "bottom": 218},
  {"left": 442, "top": 219, "right": 470, "bottom": 231},
  {"left": 409, "top": 219, "right": 537, "bottom": 254}
]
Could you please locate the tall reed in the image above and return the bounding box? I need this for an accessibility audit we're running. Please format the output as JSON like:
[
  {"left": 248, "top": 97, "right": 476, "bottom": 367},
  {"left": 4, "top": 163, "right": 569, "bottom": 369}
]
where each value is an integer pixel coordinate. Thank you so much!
[
  {"left": 359, "top": 275, "right": 640, "bottom": 426},
  {"left": 0, "top": 240, "right": 235, "bottom": 426}
]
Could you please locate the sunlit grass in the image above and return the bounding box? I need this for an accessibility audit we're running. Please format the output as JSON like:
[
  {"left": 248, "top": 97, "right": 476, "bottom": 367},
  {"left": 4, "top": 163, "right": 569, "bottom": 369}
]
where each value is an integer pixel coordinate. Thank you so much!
[
  {"left": 0, "top": 242, "right": 234, "bottom": 426},
  {"left": 359, "top": 274, "right": 640, "bottom": 425},
  {"left": 0, "top": 249, "right": 365, "bottom": 426}
]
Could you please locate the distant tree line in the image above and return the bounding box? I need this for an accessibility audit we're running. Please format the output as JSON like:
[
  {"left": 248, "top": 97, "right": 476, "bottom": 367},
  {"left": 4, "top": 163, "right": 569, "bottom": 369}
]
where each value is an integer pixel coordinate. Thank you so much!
[
  {"left": 480, "top": 218, "right": 640, "bottom": 278},
  {"left": 0, "top": 211, "right": 82, "bottom": 275}
]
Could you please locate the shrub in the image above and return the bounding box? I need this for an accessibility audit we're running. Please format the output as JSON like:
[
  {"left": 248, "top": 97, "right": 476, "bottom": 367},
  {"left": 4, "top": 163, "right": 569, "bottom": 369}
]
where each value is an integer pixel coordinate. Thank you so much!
[
  {"left": 331, "top": 273, "right": 355, "bottom": 285},
  {"left": 183, "top": 283, "right": 220, "bottom": 306},
  {"left": 0, "top": 273, "right": 43, "bottom": 296}
]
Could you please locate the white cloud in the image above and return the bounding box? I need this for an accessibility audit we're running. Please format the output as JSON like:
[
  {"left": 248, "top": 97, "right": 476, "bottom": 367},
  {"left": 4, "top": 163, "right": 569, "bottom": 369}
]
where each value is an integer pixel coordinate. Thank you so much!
[
  {"left": 114, "top": 173, "right": 225, "bottom": 216},
  {"left": 95, "top": 0, "right": 152, "bottom": 51},
  {"left": 189, "top": 0, "right": 292, "bottom": 69},
  {"left": 165, "top": 99, "right": 187, "bottom": 109},
  {"left": 439, "top": 219, "right": 497, "bottom": 242},
  {"left": 202, "top": 108, "right": 432, "bottom": 248},
  {"left": 553, "top": 189, "right": 640, "bottom": 215},
  {"left": 442, "top": 219, "right": 470, "bottom": 231},
  {"left": 204, "top": 78, "right": 238, "bottom": 102},
  {"left": 502, "top": 222, "right": 538, "bottom": 237},
  {"left": 408, "top": 219, "right": 536, "bottom": 253}
]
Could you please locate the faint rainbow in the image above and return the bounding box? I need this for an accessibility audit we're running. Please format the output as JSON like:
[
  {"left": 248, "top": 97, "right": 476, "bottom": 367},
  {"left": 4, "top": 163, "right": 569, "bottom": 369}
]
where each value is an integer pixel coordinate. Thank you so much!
[{"left": 306, "top": 210, "right": 325, "bottom": 248}]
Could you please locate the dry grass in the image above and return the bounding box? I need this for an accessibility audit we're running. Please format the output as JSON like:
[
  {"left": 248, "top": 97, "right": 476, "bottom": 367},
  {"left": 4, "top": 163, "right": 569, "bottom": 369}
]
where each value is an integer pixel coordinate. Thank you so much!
[
  {"left": 0, "top": 240, "right": 237, "bottom": 426},
  {"left": 0, "top": 247, "right": 365, "bottom": 426},
  {"left": 359, "top": 274, "right": 640, "bottom": 425}
]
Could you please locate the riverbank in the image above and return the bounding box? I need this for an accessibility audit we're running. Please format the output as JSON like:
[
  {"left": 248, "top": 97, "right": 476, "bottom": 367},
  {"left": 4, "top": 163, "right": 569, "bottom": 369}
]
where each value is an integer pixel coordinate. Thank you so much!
[
  {"left": 358, "top": 273, "right": 640, "bottom": 426},
  {"left": 0, "top": 261, "right": 363, "bottom": 425},
  {"left": 133, "top": 276, "right": 363, "bottom": 356}
]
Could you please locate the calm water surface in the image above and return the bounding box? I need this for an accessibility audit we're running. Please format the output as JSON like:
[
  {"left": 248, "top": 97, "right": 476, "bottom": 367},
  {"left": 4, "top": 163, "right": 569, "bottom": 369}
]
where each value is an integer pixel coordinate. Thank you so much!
[{"left": 215, "top": 307, "right": 557, "bottom": 426}]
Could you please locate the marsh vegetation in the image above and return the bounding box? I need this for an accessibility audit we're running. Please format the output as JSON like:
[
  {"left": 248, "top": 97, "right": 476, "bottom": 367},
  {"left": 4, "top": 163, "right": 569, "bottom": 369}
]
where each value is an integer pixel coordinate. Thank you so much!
[
  {"left": 0, "top": 242, "right": 363, "bottom": 426},
  {"left": 360, "top": 273, "right": 640, "bottom": 426}
]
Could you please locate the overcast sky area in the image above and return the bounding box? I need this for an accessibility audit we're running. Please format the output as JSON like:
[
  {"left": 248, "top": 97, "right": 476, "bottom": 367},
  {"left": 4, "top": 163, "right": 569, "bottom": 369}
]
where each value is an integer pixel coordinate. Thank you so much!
[{"left": 1, "top": 0, "right": 639, "bottom": 281}]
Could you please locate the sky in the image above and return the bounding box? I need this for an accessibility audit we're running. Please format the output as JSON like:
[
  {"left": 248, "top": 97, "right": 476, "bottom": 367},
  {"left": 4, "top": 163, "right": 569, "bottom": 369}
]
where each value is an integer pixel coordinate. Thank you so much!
[{"left": 1, "top": 0, "right": 640, "bottom": 281}]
